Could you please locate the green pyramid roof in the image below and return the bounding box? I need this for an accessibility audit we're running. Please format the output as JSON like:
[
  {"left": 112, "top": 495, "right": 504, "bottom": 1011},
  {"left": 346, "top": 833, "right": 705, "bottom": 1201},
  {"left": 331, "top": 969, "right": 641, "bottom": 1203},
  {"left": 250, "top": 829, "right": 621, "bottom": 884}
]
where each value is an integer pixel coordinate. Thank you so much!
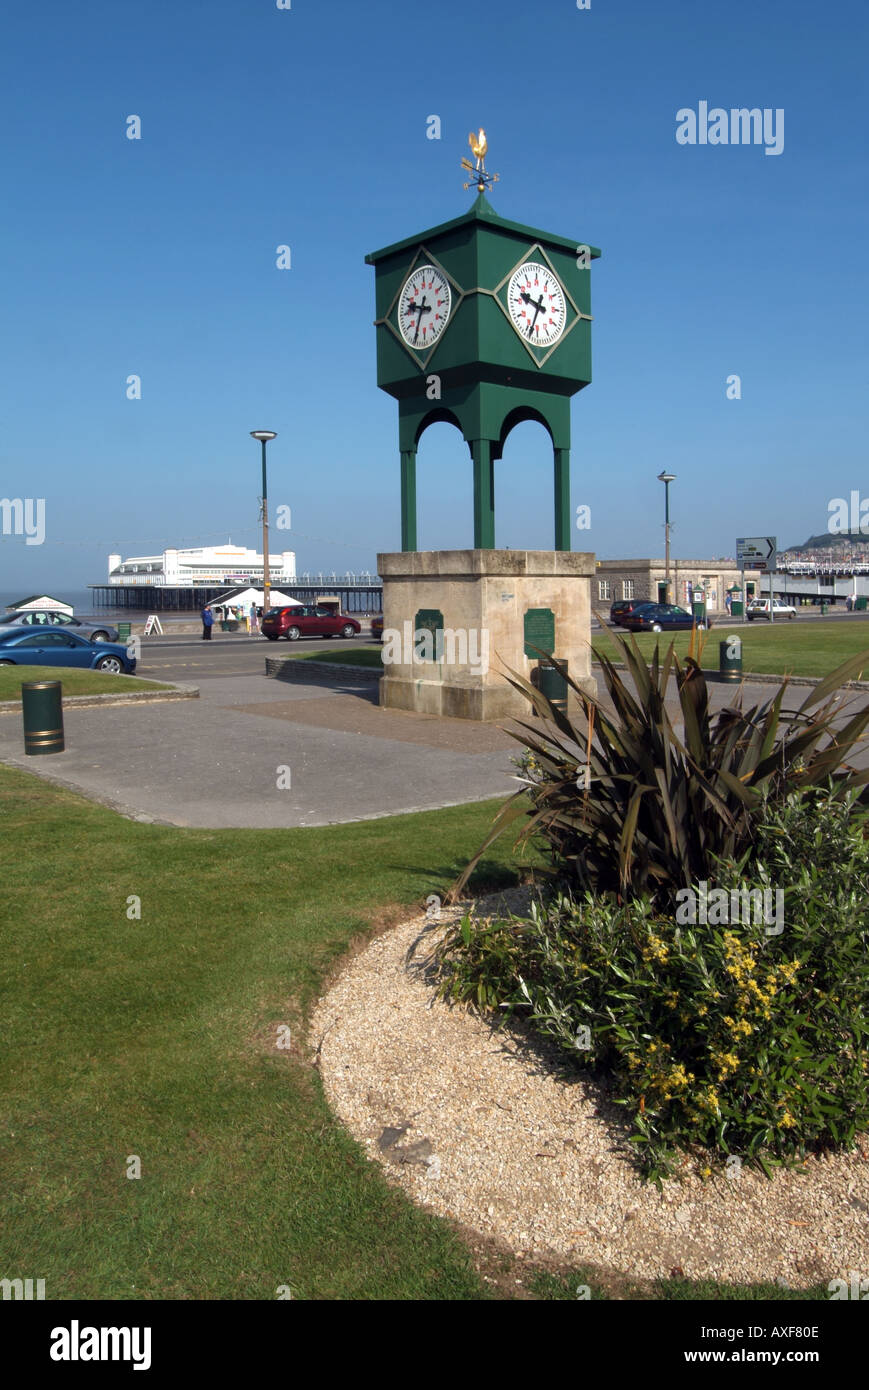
[{"left": 365, "top": 193, "right": 601, "bottom": 265}]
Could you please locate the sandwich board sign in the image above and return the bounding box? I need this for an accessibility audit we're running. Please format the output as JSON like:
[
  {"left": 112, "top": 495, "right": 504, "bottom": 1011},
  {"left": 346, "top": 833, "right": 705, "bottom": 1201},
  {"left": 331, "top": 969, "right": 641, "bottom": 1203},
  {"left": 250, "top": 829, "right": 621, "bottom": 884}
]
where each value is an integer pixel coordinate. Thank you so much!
[
  {"left": 736, "top": 537, "right": 776, "bottom": 572},
  {"left": 143, "top": 614, "right": 163, "bottom": 635}
]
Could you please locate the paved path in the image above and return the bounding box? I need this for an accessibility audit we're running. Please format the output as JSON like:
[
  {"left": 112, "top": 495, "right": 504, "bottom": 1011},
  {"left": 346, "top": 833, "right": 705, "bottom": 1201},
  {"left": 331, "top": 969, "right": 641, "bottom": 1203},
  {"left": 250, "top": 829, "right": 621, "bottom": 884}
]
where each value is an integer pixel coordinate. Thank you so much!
[
  {"left": 0, "top": 637, "right": 864, "bottom": 829},
  {"left": 0, "top": 649, "right": 517, "bottom": 828}
]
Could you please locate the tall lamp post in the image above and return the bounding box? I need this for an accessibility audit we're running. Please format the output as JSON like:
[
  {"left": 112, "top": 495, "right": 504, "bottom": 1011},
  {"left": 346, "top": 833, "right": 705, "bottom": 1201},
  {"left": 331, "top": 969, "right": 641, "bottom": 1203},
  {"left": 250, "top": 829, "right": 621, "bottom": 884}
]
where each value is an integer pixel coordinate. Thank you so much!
[
  {"left": 658, "top": 471, "right": 676, "bottom": 602},
  {"left": 251, "top": 430, "right": 277, "bottom": 615}
]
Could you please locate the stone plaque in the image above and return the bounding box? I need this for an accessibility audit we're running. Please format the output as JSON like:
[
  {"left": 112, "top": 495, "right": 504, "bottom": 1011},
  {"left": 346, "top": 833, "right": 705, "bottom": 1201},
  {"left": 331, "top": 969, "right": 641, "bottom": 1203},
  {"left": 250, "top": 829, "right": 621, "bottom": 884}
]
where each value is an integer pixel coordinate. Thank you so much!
[{"left": 524, "top": 607, "right": 555, "bottom": 659}]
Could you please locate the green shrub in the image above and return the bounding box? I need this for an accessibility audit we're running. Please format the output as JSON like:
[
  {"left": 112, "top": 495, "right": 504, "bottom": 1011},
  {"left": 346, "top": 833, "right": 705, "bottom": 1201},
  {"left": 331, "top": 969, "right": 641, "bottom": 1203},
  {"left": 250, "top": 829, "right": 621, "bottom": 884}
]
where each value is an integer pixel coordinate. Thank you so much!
[
  {"left": 454, "top": 635, "right": 869, "bottom": 903},
  {"left": 438, "top": 789, "right": 869, "bottom": 1181}
]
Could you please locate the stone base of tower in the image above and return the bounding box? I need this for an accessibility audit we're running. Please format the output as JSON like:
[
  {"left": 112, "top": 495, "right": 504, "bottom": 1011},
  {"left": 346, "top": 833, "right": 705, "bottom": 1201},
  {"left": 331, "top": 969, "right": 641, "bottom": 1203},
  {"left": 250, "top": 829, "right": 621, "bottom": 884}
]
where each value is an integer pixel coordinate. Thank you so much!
[{"left": 377, "top": 549, "right": 597, "bottom": 722}]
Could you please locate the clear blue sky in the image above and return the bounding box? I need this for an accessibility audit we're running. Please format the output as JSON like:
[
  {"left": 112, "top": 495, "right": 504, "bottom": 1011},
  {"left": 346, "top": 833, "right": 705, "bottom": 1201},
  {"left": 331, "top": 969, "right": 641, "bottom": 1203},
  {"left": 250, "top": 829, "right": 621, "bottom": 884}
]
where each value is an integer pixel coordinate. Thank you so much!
[{"left": 1, "top": 0, "right": 866, "bottom": 598}]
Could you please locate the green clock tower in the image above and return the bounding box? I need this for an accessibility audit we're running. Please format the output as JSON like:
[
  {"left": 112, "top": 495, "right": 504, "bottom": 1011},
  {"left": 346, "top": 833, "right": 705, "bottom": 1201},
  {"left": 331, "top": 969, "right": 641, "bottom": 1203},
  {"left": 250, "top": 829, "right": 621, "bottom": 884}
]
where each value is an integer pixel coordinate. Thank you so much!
[{"left": 366, "top": 136, "right": 600, "bottom": 720}]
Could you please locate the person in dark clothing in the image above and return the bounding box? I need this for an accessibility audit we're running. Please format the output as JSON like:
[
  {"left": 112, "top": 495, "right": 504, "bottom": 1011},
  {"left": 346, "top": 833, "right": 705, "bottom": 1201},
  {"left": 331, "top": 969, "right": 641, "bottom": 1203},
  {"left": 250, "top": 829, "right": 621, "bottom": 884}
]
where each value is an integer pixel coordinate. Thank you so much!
[{"left": 201, "top": 605, "right": 214, "bottom": 640}]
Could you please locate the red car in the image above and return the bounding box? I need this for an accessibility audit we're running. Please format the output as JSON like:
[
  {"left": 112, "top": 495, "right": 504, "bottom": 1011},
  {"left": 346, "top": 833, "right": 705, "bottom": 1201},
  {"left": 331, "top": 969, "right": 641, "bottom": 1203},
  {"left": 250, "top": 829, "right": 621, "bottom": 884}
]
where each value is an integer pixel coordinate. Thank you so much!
[{"left": 262, "top": 604, "right": 361, "bottom": 641}]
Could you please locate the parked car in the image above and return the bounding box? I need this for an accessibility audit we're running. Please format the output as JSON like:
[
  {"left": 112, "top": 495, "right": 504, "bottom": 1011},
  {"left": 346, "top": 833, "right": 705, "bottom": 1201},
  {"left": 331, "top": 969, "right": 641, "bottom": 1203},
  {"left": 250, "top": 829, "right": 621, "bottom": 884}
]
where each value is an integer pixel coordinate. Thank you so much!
[
  {"left": 261, "top": 605, "right": 362, "bottom": 641},
  {"left": 621, "top": 603, "right": 712, "bottom": 633},
  {"left": 609, "top": 600, "right": 655, "bottom": 627},
  {"left": 746, "top": 599, "right": 796, "bottom": 621},
  {"left": 370, "top": 616, "right": 384, "bottom": 641},
  {"left": 0, "top": 627, "right": 136, "bottom": 673},
  {"left": 0, "top": 610, "right": 118, "bottom": 642}
]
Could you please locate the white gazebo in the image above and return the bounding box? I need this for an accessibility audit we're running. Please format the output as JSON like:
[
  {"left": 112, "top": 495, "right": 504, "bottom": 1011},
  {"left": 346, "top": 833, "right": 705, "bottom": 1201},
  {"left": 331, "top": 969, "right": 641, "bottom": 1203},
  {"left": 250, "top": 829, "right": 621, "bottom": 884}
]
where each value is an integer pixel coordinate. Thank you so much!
[{"left": 210, "top": 587, "right": 301, "bottom": 612}]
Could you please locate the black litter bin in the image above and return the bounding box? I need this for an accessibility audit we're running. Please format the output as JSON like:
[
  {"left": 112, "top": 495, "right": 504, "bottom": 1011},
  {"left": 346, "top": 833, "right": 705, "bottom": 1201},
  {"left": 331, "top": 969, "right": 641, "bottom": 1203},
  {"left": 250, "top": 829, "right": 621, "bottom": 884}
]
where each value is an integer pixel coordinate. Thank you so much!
[
  {"left": 22, "top": 680, "right": 64, "bottom": 755},
  {"left": 534, "top": 660, "right": 568, "bottom": 717},
  {"left": 719, "top": 637, "right": 743, "bottom": 683}
]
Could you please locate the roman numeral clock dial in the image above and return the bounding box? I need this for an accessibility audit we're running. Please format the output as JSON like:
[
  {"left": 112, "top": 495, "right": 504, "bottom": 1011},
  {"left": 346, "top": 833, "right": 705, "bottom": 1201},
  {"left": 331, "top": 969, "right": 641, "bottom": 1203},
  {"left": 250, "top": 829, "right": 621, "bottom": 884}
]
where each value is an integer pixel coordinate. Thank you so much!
[
  {"left": 398, "top": 265, "right": 451, "bottom": 350},
  {"left": 507, "top": 261, "right": 567, "bottom": 348}
]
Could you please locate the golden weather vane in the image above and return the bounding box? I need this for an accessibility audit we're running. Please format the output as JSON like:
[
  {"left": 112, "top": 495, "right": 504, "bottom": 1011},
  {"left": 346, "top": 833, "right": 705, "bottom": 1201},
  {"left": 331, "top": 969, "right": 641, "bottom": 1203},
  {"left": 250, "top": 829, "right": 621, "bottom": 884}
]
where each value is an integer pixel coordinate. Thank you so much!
[{"left": 461, "top": 128, "right": 499, "bottom": 193}]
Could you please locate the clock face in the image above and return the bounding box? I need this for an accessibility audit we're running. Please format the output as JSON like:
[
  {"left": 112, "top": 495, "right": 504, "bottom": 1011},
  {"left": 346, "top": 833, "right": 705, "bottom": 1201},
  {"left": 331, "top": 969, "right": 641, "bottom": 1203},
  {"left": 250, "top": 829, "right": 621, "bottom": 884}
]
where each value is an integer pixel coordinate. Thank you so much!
[
  {"left": 507, "top": 261, "right": 567, "bottom": 348},
  {"left": 398, "top": 264, "right": 451, "bottom": 350}
]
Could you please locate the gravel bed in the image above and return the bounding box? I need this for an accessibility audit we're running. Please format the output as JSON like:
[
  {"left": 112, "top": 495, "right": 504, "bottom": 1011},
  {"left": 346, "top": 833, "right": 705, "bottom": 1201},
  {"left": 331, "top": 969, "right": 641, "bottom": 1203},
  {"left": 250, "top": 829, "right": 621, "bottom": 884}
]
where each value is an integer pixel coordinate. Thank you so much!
[{"left": 310, "top": 890, "right": 869, "bottom": 1289}]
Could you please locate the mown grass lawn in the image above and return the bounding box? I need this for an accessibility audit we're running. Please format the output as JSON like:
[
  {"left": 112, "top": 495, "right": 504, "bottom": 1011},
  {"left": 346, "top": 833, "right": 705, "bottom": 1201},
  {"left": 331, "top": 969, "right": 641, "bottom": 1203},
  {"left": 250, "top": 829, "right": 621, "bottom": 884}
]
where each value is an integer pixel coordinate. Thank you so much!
[
  {"left": 0, "top": 768, "right": 529, "bottom": 1301},
  {"left": 0, "top": 665, "right": 171, "bottom": 700},
  {"left": 0, "top": 767, "right": 833, "bottom": 1301},
  {"left": 593, "top": 619, "right": 869, "bottom": 680},
  {"left": 278, "top": 624, "right": 869, "bottom": 682}
]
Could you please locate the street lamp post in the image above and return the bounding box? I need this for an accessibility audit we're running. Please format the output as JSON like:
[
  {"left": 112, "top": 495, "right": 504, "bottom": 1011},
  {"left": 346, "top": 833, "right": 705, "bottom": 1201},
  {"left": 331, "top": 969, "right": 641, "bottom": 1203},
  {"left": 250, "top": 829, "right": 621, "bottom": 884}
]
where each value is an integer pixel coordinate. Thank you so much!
[
  {"left": 658, "top": 471, "right": 676, "bottom": 603},
  {"left": 251, "top": 431, "right": 277, "bottom": 615}
]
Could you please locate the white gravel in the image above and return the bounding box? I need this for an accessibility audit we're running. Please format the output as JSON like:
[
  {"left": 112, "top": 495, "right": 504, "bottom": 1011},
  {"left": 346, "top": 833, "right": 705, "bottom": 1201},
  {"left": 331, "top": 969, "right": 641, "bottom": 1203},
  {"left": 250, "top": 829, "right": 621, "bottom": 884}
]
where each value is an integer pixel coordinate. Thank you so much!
[{"left": 309, "top": 892, "right": 869, "bottom": 1289}]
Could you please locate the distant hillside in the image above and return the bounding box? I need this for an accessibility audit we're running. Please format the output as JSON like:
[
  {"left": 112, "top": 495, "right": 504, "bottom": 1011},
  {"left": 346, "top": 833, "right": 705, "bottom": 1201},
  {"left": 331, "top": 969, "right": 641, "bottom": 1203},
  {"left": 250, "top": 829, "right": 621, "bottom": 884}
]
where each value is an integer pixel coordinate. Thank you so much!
[{"left": 785, "top": 531, "right": 869, "bottom": 553}]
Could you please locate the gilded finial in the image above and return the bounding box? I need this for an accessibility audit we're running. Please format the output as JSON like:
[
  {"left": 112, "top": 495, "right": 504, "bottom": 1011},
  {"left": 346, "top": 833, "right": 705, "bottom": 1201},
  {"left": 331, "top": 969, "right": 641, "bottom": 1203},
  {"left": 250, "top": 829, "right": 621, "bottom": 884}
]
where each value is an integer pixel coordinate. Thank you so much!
[{"left": 461, "top": 128, "right": 499, "bottom": 193}]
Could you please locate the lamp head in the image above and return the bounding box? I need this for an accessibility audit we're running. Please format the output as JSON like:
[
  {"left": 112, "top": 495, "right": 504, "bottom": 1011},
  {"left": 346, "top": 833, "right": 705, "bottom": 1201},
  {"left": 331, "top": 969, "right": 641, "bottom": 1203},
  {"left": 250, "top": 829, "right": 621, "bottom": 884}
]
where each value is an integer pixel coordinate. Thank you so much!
[{"left": 251, "top": 430, "right": 277, "bottom": 442}]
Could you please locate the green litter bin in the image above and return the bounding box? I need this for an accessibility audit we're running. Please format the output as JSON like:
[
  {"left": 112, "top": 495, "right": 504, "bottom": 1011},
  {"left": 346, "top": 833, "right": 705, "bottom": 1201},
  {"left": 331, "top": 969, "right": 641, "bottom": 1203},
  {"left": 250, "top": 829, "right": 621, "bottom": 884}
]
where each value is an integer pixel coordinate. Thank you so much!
[
  {"left": 692, "top": 601, "right": 707, "bottom": 624},
  {"left": 117, "top": 622, "right": 131, "bottom": 640},
  {"left": 22, "top": 679, "right": 64, "bottom": 755},
  {"left": 821, "top": 601, "right": 829, "bottom": 615},
  {"left": 730, "top": 599, "right": 744, "bottom": 618},
  {"left": 533, "top": 660, "right": 568, "bottom": 717},
  {"left": 719, "top": 637, "right": 743, "bottom": 683},
  {"left": 856, "top": 597, "right": 867, "bottom": 612}
]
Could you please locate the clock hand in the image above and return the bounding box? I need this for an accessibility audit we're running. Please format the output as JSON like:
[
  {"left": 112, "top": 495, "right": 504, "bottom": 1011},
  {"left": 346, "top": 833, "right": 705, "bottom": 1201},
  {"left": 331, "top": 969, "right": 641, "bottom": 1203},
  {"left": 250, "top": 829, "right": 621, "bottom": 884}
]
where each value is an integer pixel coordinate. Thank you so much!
[
  {"left": 413, "top": 295, "right": 431, "bottom": 343},
  {"left": 522, "top": 292, "right": 547, "bottom": 336}
]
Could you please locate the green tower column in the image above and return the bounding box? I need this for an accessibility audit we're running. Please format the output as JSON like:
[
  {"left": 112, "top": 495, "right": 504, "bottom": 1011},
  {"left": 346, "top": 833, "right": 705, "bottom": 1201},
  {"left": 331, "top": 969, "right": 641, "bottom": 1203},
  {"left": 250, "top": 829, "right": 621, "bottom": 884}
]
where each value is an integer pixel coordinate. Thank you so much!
[
  {"left": 471, "top": 439, "right": 495, "bottom": 549},
  {"left": 400, "top": 448, "right": 417, "bottom": 552},
  {"left": 554, "top": 447, "right": 571, "bottom": 552}
]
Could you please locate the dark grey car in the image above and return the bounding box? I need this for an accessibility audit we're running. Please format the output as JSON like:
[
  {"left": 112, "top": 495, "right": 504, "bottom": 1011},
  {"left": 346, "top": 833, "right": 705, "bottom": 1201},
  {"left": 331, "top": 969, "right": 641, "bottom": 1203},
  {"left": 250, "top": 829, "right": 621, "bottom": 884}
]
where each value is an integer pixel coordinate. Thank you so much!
[{"left": 0, "top": 610, "right": 119, "bottom": 643}]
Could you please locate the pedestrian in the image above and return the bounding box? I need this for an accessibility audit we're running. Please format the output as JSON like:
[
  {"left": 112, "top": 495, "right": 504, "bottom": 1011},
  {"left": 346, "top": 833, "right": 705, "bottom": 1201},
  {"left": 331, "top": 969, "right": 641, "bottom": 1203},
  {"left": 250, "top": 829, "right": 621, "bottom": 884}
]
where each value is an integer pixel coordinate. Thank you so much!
[
  {"left": 725, "top": 591, "right": 732, "bottom": 615},
  {"left": 201, "top": 604, "right": 214, "bottom": 640},
  {"left": 249, "top": 601, "right": 258, "bottom": 634},
  {"left": 846, "top": 594, "right": 854, "bottom": 612}
]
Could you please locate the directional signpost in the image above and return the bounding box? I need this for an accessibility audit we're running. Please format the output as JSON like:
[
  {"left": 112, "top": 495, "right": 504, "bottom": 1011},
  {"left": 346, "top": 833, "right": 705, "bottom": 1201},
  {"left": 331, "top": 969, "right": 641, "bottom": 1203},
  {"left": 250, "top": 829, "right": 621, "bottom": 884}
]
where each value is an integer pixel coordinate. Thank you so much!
[
  {"left": 737, "top": 537, "right": 777, "bottom": 622},
  {"left": 737, "top": 537, "right": 776, "bottom": 571}
]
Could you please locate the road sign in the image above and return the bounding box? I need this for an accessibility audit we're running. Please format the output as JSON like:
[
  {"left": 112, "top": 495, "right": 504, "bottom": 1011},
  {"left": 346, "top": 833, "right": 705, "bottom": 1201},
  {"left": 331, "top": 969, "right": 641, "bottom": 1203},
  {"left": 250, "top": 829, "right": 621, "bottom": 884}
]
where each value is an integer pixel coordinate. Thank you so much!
[{"left": 736, "top": 536, "right": 777, "bottom": 571}]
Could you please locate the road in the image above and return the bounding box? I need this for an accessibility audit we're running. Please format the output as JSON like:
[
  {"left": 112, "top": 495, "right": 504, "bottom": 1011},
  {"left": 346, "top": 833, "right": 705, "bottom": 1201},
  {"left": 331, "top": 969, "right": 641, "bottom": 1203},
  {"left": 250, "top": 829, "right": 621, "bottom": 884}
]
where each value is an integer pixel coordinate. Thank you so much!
[{"left": 136, "top": 632, "right": 372, "bottom": 682}]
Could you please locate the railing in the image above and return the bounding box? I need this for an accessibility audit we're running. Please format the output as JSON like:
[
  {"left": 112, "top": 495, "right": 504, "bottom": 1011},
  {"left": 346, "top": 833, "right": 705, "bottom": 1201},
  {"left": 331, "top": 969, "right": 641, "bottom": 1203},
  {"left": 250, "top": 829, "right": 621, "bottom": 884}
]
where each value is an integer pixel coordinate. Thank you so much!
[{"left": 108, "top": 571, "right": 380, "bottom": 586}]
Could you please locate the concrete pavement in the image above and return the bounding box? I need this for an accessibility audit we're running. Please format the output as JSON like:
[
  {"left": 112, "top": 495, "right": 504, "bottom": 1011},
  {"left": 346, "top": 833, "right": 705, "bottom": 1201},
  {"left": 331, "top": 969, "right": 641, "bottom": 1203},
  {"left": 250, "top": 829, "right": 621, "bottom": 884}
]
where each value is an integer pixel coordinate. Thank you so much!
[
  {"left": 0, "top": 650, "right": 518, "bottom": 828},
  {"left": 1, "top": 636, "right": 865, "bottom": 829}
]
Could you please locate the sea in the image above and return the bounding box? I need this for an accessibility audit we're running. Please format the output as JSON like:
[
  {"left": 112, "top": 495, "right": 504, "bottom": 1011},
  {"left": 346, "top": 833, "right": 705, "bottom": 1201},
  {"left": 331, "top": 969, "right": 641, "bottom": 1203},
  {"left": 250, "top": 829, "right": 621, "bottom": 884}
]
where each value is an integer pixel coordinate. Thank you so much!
[{"left": 0, "top": 588, "right": 201, "bottom": 622}]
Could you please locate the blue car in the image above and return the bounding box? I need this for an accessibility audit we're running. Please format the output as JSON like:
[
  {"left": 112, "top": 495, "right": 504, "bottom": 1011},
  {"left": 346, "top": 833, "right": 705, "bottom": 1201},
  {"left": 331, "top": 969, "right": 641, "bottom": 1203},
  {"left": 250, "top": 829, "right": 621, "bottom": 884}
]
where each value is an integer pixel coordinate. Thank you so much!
[
  {"left": 622, "top": 603, "right": 711, "bottom": 633},
  {"left": 0, "top": 626, "right": 136, "bottom": 673}
]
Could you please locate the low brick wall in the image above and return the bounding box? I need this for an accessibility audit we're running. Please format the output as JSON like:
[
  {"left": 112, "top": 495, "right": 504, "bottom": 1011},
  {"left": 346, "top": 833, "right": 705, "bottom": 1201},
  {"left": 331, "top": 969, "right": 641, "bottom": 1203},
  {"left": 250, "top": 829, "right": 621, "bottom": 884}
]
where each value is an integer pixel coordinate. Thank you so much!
[{"left": 265, "top": 657, "right": 381, "bottom": 683}]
